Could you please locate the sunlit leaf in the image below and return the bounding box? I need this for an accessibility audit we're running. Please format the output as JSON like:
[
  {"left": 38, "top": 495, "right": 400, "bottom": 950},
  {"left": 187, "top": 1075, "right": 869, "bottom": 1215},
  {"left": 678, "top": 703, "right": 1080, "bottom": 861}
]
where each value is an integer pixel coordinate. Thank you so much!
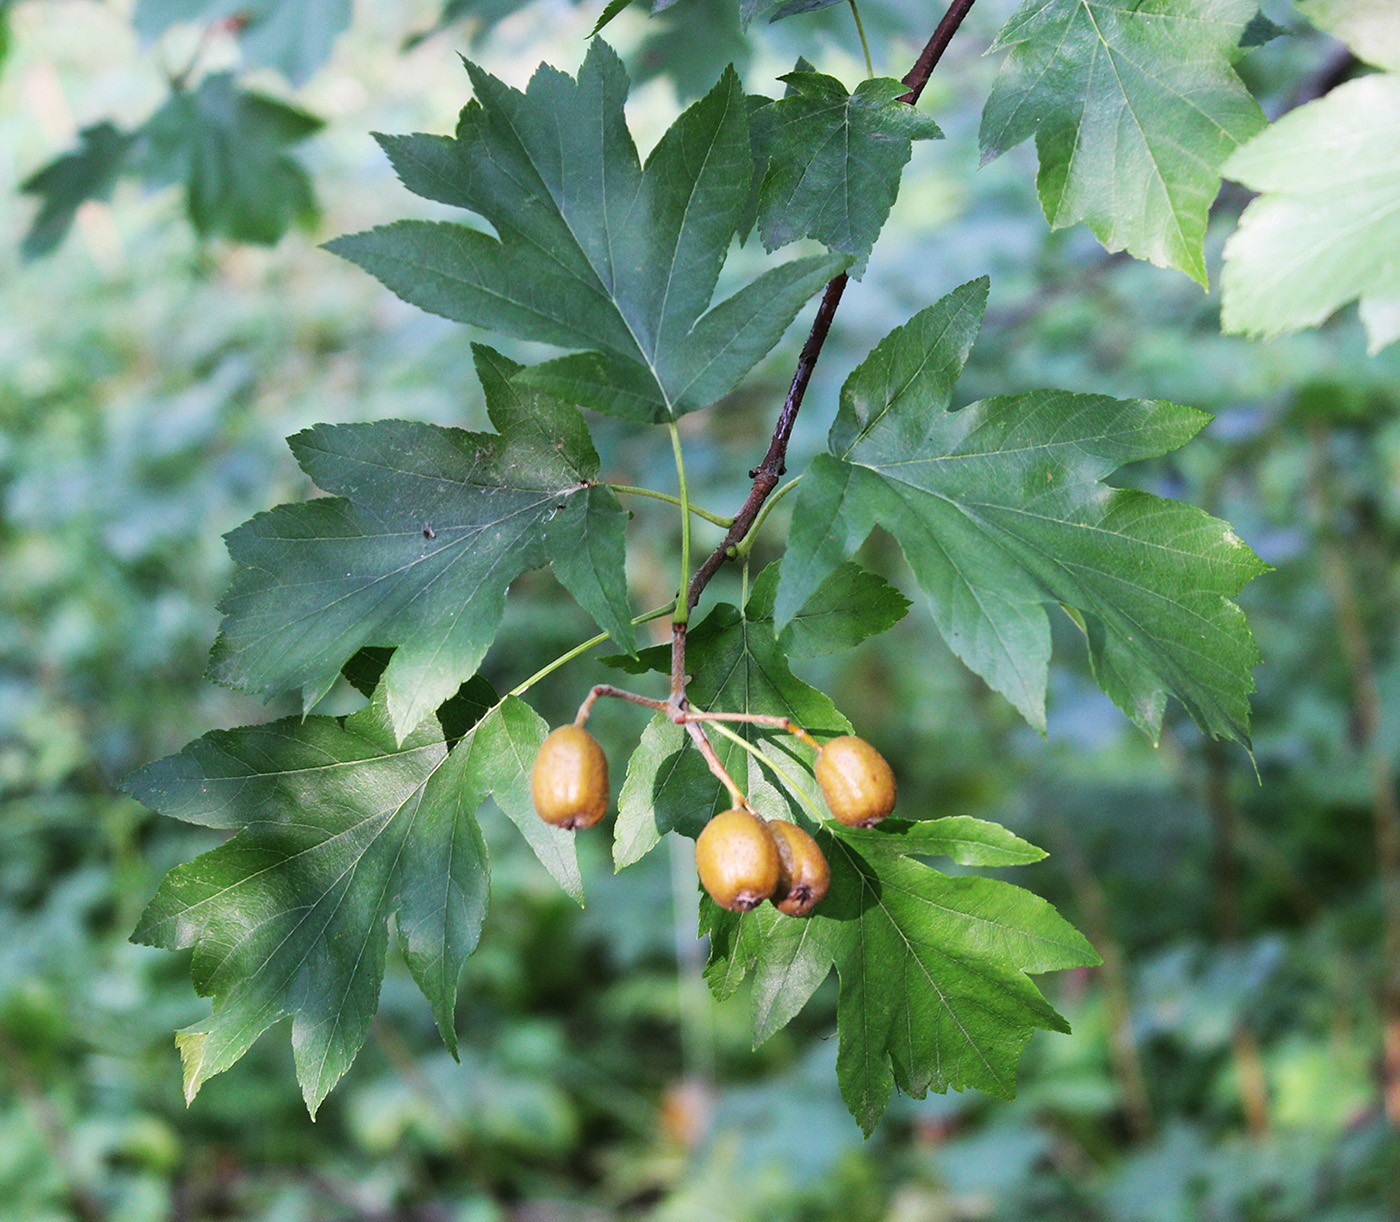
[
  {"left": 704, "top": 821, "right": 1096, "bottom": 1132},
  {"left": 1297, "top": 0, "right": 1400, "bottom": 70},
  {"left": 1221, "top": 74, "right": 1400, "bottom": 355}
]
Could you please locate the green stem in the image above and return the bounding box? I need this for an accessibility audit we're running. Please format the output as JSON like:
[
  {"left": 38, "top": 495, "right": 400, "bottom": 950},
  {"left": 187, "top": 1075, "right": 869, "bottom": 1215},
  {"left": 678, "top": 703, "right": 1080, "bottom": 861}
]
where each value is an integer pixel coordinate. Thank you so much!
[
  {"left": 848, "top": 0, "right": 874, "bottom": 79},
  {"left": 706, "top": 721, "right": 829, "bottom": 825},
  {"left": 609, "top": 484, "right": 734, "bottom": 529},
  {"left": 508, "top": 604, "right": 671, "bottom": 699},
  {"left": 669, "top": 422, "right": 693, "bottom": 626},
  {"left": 734, "top": 476, "right": 801, "bottom": 559}
]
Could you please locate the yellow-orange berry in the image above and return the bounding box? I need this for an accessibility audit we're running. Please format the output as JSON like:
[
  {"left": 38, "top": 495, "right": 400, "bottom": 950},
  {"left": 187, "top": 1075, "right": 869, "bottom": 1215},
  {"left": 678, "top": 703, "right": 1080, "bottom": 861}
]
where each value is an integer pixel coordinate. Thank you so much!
[
  {"left": 531, "top": 725, "right": 609, "bottom": 830},
  {"left": 814, "top": 735, "right": 896, "bottom": 827},
  {"left": 695, "top": 808, "right": 781, "bottom": 912},
  {"left": 767, "top": 820, "right": 830, "bottom": 917}
]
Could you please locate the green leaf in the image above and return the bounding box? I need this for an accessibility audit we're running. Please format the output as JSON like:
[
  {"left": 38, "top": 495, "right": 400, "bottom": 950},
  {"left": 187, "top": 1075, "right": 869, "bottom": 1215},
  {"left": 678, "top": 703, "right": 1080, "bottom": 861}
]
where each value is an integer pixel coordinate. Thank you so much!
[
  {"left": 752, "top": 72, "right": 942, "bottom": 264},
  {"left": 766, "top": 0, "right": 845, "bottom": 19},
  {"left": 747, "top": 561, "right": 910, "bottom": 657},
  {"left": 210, "top": 346, "right": 634, "bottom": 741},
  {"left": 1221, "top": 74, "right": 1400, "bottom": 355},
  {"left": 135, "top": 73, "right": 322, "bottom": 244},
  {"left": 775, "top": 278, "right": 1267, "bottom": 745},
  {"left": 830, "top": 816, "right": 1048, "bottom": 866},
  {"left": 634, "top": 0, "right": 753, "bottom": 101},
  {"left": 328, "top": 41, "right": 848, "bottom": 421},
  {"left": 614, "top": 715, "right": 722, "bottom": 869},
  {"left": 134, "top": 0, "right": 352, "bottom": 85},
  {"left": 702, "top": 891, "right": 847, "bottom": 1044},
  {"left": 1297, "top": 0, "right": 1400, "bottom": 69},
  {"left": 19, "top": 74, "right": 322, "bottom": 255},
  {"left": 705, "top": 828, "right": 1097, "bottom": 1132},
  {"left": 20, "top": 123, "right": 133, "bottom": 260},
  {"left": 591, "top": 0, "right": 636, "bottom": 34},
  {"left": 980, "top": 0, "right": 1265, "bottom": 286},
  {"left": 827, "top": 847, "right": 1096, "bottom": 1130},
  {"left": 124, "top": 681, "right": 579, "bottom": 1114}
]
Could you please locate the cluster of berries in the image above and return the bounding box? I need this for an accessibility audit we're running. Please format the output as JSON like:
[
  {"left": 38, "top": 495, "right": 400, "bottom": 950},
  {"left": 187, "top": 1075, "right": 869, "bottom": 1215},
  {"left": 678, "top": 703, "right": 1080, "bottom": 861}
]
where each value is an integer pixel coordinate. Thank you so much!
[{"left": 530, "top": 725, "right": 895, "bottom": 918}]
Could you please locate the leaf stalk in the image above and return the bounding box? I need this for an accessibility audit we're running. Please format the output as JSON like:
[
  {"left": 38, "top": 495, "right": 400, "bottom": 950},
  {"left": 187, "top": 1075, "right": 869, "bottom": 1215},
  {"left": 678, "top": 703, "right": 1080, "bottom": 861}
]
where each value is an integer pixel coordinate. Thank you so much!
[
  {"left": 508, "top": 604, "right": 671, "bottom": 699},
  {"left": 848, "top": 0, "right": 875, "bottom": 78},
  {"left": 669, "top": 422, "right": 693, "bottom": 627},
  {"left": 609, "top": 484, "right": 734, "bottom": 529},
  {"left": 572, "top": 680, "right": 823, "bottom": 808}
]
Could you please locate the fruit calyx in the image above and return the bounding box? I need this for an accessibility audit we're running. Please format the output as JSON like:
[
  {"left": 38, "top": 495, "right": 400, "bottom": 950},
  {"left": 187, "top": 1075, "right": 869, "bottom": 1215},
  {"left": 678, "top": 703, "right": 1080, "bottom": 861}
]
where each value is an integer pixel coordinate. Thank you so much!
[{"left": 767, "top": 819, "right": 830, "bottom": 917}]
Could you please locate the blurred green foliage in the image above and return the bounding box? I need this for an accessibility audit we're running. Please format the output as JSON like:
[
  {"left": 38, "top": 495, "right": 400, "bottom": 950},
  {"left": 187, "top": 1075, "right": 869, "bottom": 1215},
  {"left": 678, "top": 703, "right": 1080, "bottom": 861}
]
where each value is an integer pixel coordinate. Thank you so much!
[{"left": 3, "top": 0, "right": 1400, "bottom": 1218}]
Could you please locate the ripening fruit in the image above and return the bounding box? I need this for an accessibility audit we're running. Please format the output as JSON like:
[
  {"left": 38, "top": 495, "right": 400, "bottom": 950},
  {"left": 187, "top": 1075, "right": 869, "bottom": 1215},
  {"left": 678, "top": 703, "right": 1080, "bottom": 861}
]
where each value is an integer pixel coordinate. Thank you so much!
[
  {"left": 531, "top": 725, "right": 609, "bottom": 830},
  {"left": 815, "top": 735, "right": 896, "bottom": 827},
  {"left": 695, "top": 807, "right": 781, "bottom": 912},
  {"left": 767, "top": 820, "right": 830, "bottom": 917}
]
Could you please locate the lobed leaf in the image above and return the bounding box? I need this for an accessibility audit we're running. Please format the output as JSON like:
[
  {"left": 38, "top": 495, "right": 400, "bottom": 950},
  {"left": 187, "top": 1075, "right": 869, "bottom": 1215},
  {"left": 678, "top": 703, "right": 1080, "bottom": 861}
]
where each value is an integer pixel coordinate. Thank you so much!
[
  {"left": 210, "top": 345, "right": 634, "bottom": 742},
  {"left": 704, "top": 823, "right": 1096, "bottom": 1132},
  {"left": 775, "top": 278, "right": 1267, "bottom": 744},
  {"left": 124, "top": 680, "right": 579, "bottom": 1114},
  {"left": 980, "top": 0, "right": 1265, "bottom": 286},
  {"left": 20, "top": 123, "right": 133, "bottom": 260},
  {"left": 827, "top": 846, "right": 1096, "bottom": 1131},
  {"left": 20, "top": 74, "right": 322, "bottom": 257},
  {"left": 751, "top": 72, "right": 942, "bottom": 264},
  {"left": 136, "top": 73, "right": 322, "bottom": 244},
  {"left": 329, "top": 40, "right": 849, "bottom": 422}
]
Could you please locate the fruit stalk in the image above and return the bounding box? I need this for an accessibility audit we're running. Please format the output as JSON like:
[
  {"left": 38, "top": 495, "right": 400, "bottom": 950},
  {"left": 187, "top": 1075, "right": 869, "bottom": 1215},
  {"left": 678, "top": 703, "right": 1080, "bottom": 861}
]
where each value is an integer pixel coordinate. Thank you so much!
[
  {"left": 575, "top": 684, "right": 667, "bottom": 725},
  {"left": 677, "top": 710, "right": 820, "bottom": 753}
]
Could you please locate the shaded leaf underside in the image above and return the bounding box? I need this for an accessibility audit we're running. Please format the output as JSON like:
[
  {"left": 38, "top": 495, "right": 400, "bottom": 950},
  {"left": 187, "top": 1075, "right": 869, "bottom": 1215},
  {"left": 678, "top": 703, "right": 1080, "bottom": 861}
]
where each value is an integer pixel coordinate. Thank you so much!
[{"left": 125, "top": 681, "right": 579, "bottom": 1114}]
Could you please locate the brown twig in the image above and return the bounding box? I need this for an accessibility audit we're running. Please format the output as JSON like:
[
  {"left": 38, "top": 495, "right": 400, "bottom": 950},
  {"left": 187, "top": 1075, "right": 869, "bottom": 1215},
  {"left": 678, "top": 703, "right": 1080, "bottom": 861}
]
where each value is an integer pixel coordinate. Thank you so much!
[
  {"left": 575, "top": 684, "right": 668, "bottom": 724},
  {"left": 899, "top": 0, "right": 979, "bottom": 106},
  {"left": 661, "top": 2, "right": 980, "bottom": 804},
  {"left": 685, "top": 272, "right": 848, "bottom": 612},
  {"left": 684, "top": 720, "right": 750, "bottom": 810},
  {"left": 683, "top": 2, "right": 979, "bottom": 619}
]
